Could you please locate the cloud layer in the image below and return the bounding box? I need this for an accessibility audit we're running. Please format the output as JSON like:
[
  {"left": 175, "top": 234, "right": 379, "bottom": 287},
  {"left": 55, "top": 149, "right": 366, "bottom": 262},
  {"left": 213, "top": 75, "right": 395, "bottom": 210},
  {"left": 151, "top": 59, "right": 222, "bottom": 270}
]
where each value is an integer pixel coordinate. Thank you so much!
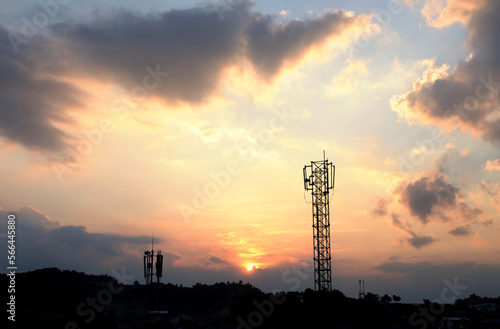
[
  {"left": 400, "top": 171, "right": 458, "bottom": 224},
  {"left": 0, "top": 205, "right": 317, "bottom": 293},
  {"left": 375, "top": 169, "right": 491, "bottom": 249},
  {"left": 392, "top": 213, "right": 436, "bottom": 249},
  {"left": 0, "top": 28, "right": 87, "bottom": 151},
  {"left": 0, "top": 206, "right": 165, "bottom": 272},
  {"left": 392, "top": 0, "right": 500, "bottom": 146},
  {"left": 0, "top": 1, "right": 364, "bottom": 153}
]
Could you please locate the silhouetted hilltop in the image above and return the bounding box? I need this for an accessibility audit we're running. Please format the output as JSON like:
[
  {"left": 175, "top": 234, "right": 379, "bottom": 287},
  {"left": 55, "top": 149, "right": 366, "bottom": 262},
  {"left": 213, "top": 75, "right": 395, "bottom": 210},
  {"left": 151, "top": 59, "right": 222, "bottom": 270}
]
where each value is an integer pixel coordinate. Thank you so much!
[{"left": 2, "top": 268, "right": 499, "bottom": 329}]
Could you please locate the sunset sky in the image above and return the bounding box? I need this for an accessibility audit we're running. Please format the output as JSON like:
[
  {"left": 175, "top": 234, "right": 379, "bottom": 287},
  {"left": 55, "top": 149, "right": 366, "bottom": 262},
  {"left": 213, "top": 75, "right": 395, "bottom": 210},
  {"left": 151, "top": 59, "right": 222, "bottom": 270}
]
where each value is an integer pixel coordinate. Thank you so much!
[{"left": 1, "top": 0, "right": 499, "bottom": 303}]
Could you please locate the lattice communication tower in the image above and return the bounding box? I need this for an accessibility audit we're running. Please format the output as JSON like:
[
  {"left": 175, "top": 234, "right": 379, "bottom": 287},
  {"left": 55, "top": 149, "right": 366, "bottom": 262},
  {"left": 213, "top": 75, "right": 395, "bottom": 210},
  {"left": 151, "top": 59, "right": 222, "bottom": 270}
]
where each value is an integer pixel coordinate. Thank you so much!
[{"left": 303, "top": 152, "right": 335, "bottom": 291}]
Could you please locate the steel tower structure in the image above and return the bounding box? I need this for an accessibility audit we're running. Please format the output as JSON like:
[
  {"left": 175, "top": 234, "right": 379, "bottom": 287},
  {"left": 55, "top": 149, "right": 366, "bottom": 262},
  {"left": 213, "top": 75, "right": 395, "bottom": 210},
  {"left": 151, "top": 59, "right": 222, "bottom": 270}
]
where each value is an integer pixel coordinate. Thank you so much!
[{"left": 303, "top": 152, "right": 335, "bottom": 291}]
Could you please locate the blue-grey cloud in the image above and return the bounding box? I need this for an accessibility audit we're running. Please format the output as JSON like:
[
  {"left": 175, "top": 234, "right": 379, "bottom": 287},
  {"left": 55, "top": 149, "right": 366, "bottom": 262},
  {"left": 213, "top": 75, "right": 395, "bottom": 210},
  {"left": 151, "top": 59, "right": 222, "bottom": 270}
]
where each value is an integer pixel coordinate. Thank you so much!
[
  {"left": 481, "top": 218, "right": 494, "bottom": 226},
  {"left": 205, "top": 256, "right": 229, "bottom": 267},
  {"left": 448, "top": 225, "right": 472, "bottom": 236},
  {"left": 52, "top": 2, "right": 358, "bottom": 101},
  {"left": 1, "top": 205, "right": 498, "bottom": 303},
  {"left": 392, "top": 0, "right": 500, "bottom": 145},
  {"left": 396, "top": 171, "right": 486, "bottom": 238},
  {"left": 400, "top": 171, "right": 458, "bottom": 224},
  {"left": 0, "top": 205, "right": 307, "bottom": 293},
  {"left": 391, "top": 213, "right": 437, "bottom": 249},
  {"left": 0, "top": 29, "right": 87, "bottom": 152},
  {"left": 371, "top": 196, "right": 388, "bottom": 217},
  {"left": 0, "top": 1, "right": 363, "bottom": 153},
  {"left": 407, "top": 231, "right": 436, "bottom": 249},
  {"left": 0, "top": 206, "right": 165, "bottom": 273},
  {"left": 372, "top": 260, "right": 500, "bottom": 302},
  {"left": 481, "top": 181, "right": 500, "bottom": 204},
  {"left": 375, "top": 260, "right": 478, "bottom": 278},
  {"left": 458, "top": 202, "right": 483, "bottom": 222}
]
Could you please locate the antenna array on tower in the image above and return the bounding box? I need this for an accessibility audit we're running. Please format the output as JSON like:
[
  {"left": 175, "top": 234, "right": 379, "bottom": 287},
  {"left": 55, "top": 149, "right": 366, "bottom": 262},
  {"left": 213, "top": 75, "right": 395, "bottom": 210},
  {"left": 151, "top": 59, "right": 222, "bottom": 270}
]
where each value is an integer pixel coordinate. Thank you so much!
[
  {"left": 359, "top": 280, "right": 366, "bottom": 299},
  {"left": 144, "top": 236, "right": 164, "bottom": 285}
]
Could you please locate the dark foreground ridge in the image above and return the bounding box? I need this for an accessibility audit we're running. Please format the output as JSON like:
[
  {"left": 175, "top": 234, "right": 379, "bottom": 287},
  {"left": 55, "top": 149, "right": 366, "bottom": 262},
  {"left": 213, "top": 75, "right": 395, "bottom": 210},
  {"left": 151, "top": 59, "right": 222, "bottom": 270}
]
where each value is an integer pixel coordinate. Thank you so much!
[{"left": 1, "top": 268, "right": 499, "bottom": 329}]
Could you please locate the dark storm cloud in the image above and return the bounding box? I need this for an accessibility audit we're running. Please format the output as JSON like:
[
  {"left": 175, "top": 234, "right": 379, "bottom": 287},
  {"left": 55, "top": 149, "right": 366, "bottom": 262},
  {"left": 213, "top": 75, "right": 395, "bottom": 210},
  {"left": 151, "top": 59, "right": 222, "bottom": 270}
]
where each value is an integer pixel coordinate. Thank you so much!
[
  {"left": 392, "top": 0, "right": 500, "bottom": 145},
  {"left": 0, "top": 1, "right": 362, "bottom": 152},
  {"left": 400, "top": 171, "right": 458, "bottom": 223},
  {"left": 448, "top": 225, "right": 472, "bottom": 236},
  {"left": 0, "top": 27, "right": 86, "bottom": 151}
]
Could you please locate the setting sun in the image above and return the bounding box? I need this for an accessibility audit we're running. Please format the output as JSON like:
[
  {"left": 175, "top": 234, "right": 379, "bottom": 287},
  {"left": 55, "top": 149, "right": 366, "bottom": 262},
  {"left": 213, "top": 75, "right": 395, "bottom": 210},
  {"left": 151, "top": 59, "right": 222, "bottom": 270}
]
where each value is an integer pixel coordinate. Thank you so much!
[{"left": 246, "top": 264, "right": 256, "bottom": 271}]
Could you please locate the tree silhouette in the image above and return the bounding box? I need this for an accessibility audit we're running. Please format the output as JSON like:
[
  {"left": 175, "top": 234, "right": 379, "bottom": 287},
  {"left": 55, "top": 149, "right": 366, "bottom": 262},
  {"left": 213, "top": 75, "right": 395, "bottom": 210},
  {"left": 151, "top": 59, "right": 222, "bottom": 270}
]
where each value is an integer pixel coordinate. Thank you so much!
[{"left": 381, "top": 294, "right": 392, "bottom": 303}]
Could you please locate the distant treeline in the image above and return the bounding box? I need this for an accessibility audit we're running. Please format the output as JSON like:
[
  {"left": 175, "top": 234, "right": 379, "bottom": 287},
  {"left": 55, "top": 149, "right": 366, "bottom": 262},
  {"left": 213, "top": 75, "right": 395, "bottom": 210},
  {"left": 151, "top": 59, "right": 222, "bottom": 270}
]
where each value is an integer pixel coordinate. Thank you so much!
[{"left": 1, "top": 268, "right": 499, "bottom": 329}]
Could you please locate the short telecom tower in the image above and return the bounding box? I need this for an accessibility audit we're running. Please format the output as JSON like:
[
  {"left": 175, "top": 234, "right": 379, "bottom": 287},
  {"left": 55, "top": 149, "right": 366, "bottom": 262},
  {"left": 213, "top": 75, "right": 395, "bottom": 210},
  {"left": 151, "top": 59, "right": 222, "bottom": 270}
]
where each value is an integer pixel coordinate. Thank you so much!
[
  {"left": 144, "top": 236, "right": 165, "bottom": 326},
  {"left": 359, "top": 280, "right": 366, "bottom": 299},
  {"left": 303, "top": 151, "right": 335, "bottom": 291},
  {"left": 143, "top": 236, "right": 163, "bottom": 284}
]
